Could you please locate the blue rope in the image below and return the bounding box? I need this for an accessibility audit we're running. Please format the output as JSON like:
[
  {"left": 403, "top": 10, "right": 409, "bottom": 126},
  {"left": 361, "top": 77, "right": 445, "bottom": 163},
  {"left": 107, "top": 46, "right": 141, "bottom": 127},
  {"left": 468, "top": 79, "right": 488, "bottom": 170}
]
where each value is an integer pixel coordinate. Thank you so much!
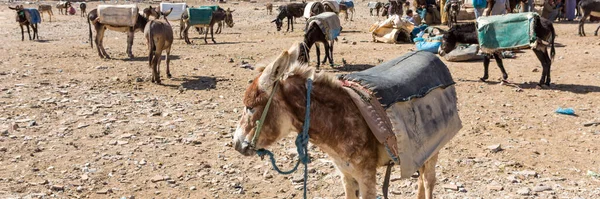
[{"left": 256, "top": 78, "right": 313, "bottom": 199}]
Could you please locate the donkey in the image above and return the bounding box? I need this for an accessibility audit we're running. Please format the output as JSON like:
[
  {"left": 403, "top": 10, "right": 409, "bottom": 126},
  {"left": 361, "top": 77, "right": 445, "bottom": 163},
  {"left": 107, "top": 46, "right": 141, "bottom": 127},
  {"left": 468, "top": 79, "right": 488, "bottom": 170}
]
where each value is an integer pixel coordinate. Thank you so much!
[
  {"left": 87, "top": 6, "right": 158, "bottom": 59},
  {"left": 56, "top": 1, "right": 71, "bottom": 15},
  {"left": 80, "top": 2, "right": 86, "bottom": 18},
  {"left": 298, "top": 13, "right": 341, "bottom": 69},
  {"left": 369, "top": 2, "right": 384, "bottom": 16},
  {"left": 233, "top": 49, "right": 457, "bottom": 199},
  {"left": 445, "top": 0, "right": 461, "bottom": 28},
  {"left": 145, "top": 9, "right": 174, "bottom": 84},
  {"left": 9, "top": 5, "right": 40, "bottom": 41},
  {"left": 38, "top": 4, "right": 53, "bottom": 22},
  {"left": 272, "top": 3, "right": 306, "bottom": 32},
  {"left": 440, "top": 20, "right": 556, "bottom": 87},
  {"left": 181, "top": 8, "right": 235, "bottom": 44},
  {"left": 578, "top": 0, "right": 600, "bottom": 36},
  {"left": 339, "top": 1, "right": 355, "bottom": 21},
  {"left": 266, "top": 3, "right": 273, "bottom": 15}
]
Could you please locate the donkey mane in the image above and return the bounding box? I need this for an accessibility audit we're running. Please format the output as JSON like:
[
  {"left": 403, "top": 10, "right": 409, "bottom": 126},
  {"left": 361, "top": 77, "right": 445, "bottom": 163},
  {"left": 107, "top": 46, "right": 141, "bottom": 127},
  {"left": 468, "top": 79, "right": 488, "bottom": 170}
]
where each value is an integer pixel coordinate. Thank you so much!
[{"left": 286, "top": 62, "right": 339, "bottom": 88}]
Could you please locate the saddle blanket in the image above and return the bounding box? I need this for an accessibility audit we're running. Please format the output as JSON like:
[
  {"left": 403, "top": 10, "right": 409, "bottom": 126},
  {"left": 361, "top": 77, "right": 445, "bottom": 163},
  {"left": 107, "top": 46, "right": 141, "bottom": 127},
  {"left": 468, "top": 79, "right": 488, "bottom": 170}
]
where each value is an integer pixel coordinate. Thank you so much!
[
  {"left": 24, "top": 8, "right": 41, "bottom": 24},
  {"left": 303, "top": 2, "right": 319, "bottom": 19},
  {"left": 476, "top": 12, "right": 538, "bottom": 53},
  {"left": 97, "top": 4, "right": 139, "bottom": 27},
  {"left": 322, "top": 0, "right": 340, "bottom": 13},
  {"left": 340, "top": 51, "right": 462, "bottom": 178},
  {"left": 160, "top": 3, "right": 186, "bottom": 21},
  {"left": 188, "top": 7, "right": 214, "bottom": 26},
  {"left": 367, "top": 2, "right": 380, "bottom": 8},
  {"left": 340, "top": 1, "right": 354, "bottom": 8},
  {"left": 305, "top": 12, "right": 341, "bottom": 41}
]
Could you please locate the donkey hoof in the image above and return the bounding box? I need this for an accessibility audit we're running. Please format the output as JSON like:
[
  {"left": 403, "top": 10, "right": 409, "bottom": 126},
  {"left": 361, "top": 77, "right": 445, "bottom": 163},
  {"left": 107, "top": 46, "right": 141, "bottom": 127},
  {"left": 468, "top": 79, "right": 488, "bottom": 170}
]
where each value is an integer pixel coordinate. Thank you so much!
[
  {"left": 167, "top": 74, "right": 172, "bottom": 78},
  {"left": 479, "top": 77, "right": 487, "bottom": 82}
]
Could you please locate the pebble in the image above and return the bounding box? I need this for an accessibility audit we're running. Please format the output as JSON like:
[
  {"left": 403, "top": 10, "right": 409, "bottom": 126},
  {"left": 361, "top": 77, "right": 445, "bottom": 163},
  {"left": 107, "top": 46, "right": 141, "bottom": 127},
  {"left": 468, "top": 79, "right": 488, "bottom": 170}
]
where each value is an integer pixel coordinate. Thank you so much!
[
  {"left": 96, "top": 188, "right": 111, "bottom": 194},
  {"left": 519, "top": 170, "right": 538, "bottom": 177},
  {"left": 28, "top": 120, "right": 37, "bottom": 127},
  {"left": 487, "top": 144, "right": 502, "bottom": 153},
  {"left": 190, "top": 186, "right": 197, "bottom": 190},
  {"left": 442, "top": 184, "right": 459, "bottom": 191},
  {"left": 139, "top": 159, "right": 147, "bottom": 165},
  {"left": 533, "top": 185, "right": 552, "bottom": 192},
  {"left": 51, "top": 184, "right": 64, "bottom": 191},
  {"left": 517, "top": 187, "right": 531, "bottom": 195},
  {"left": 120, "top": 133, "right": 133, "bottom": 139},
  {"left": 81, "top": 174, "right": 89, "bottom": 180},
  {"left": 0, "top": 147, "right": 6, "bottom": 152},
  {"left": 487, "top": 185, "right": 504, "bottom": 191},
  {"left": 151, "top": 175, "right": 167, "bottom": 183}
]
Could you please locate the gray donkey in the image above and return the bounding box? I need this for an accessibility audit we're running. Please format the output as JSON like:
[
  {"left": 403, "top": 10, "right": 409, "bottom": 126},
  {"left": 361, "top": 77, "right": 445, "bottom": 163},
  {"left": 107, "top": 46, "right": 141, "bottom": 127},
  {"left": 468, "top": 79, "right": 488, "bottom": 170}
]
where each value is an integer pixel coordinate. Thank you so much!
[{"left": 145, "top": 8, "right": 174, "bottom": 84}]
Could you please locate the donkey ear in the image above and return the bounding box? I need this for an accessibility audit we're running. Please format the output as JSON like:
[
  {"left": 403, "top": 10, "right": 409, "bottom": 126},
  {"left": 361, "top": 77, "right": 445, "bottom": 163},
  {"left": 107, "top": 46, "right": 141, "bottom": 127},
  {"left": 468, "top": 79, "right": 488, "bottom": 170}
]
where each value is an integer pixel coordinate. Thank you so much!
[
  {"left": 9, "top": 6, "right": 16, "bottom": 10},
  {"left": 163, "top": 8, "right": 173, "bottom": 17},
  {"left": 257, "top": 51, "right": 291, "bottom": 92},
  {"left": 271, "top": 19, "right": 276, "bottom": 23}
]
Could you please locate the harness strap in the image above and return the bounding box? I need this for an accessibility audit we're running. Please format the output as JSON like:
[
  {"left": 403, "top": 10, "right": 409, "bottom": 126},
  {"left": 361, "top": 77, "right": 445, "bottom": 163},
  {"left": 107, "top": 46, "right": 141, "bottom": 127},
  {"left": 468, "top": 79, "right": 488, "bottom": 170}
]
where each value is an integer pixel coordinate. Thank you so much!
[
  {"left": 382, "top": 162, "right": 394, "bottom": 199},
  {"left": 250, "top": 81, "right": 279, "bottom": 148}
]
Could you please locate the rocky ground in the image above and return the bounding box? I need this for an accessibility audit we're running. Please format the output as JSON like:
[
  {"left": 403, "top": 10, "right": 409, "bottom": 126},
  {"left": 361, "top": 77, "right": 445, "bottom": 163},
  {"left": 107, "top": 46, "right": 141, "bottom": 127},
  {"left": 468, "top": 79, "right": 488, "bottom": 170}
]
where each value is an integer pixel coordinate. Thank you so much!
[{"left": 0, "top": 1, "right": 599, "bottom": 199}]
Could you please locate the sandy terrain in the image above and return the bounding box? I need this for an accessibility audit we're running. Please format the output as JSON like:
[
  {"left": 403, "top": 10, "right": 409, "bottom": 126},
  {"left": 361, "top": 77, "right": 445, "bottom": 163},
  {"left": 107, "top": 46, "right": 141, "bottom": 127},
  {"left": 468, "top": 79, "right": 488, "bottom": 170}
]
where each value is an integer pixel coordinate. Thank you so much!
[{"left": 0, "top": 1, "right": 599, "bottom": 198}]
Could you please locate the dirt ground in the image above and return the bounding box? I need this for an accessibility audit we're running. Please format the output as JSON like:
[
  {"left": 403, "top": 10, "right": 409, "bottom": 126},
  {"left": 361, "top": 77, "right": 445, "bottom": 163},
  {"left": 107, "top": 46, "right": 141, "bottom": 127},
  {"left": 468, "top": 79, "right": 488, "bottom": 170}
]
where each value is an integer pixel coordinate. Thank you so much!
[{"left": 0, "top": 1, "right": 599, "bottom": 198}]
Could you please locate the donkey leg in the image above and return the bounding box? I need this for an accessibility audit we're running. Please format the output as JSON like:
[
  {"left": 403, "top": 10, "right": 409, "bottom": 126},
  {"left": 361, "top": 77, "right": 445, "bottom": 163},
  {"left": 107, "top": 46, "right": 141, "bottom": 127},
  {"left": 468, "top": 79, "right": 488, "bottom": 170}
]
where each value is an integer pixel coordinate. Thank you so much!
[
  {"left": 166, "top": 48, "right": 172, "bottom": 78},
  {"left": 315, "top": 43, "right": 321, "bottom": 69},
  {"left": 127, "top": 30, "right": 135, "bottom": 58},
  {"left": 184, "top": 25, "right": 192, "bottom": 44},
  {"left": 579, "top": 13, "right": 589, "bottom": 36},
  {"left": 153, "top": 54, "right": 161, "bottom": 84},
  {"left": 340, "top": 171, "right": 360, "bottom": 199},
  {"left": 417, "top": 152, "right": 438, "bottom": 199},
  {"left": 481, "top": 55, "right": 491, "bottom": 81},
  {"left": 20, "top": 25, "right": 24, "bottom": 41},
  {"left": 594, "top": 23, "right": 600, "bottom": 36},
  {"left": 321, "top": 42, "right": 330, "bottom": 65},
  {"left": 211, "top": 26, "right": 216, "bottom": 44},
  {"left": 204, "top": 26, "right": 209, "bottom": 44},
  {"left": 26, "top": 25, "right": 32, "bottom": 40},
  {"left": 329, "top": 40, "right": 335, "bottom": 66},
  {"left": 97, "top": 28, "right": 110, "bottom": 59},
  {"left": 356, "top": 168, "right": 377, "bottom": 199},
  {"left": 32, "top": 24, "right": 38, "bottom": 40}
]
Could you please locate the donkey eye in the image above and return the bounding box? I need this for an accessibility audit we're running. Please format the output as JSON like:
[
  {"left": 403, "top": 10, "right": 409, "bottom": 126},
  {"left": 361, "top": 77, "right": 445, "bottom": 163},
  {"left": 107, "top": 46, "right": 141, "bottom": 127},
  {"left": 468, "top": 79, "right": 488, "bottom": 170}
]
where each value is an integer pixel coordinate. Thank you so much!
[{"left": 246, "top": 106, "right": 254, "bottom": 113}]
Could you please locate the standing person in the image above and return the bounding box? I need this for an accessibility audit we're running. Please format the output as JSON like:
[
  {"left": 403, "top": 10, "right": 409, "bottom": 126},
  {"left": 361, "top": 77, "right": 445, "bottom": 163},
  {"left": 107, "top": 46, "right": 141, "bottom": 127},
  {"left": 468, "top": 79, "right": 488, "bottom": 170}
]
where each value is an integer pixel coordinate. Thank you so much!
[
  {"left": 440, "top": 0, "right": 447, "bottom": 25},
  {"left": 473, "top": 0, "right": 487, "bottom": 18},
  {"left": 486, "top": 0, "right": 510, "bottom": 16},
  {"left": 565, "top": 0, "right": 575, "bottom": 20}
]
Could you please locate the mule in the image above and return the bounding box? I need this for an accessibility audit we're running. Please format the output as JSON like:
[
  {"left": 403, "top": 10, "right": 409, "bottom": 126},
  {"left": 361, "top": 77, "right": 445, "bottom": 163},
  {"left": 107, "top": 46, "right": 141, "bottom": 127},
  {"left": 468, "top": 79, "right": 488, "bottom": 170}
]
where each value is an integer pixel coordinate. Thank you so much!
[
  {"left": 266, "top": 3, "right": 273, "bottom": 15},
  {"left": 181, "top": 7, "right": 235, "bottom": 44},
  {"left": 233, "top": 48, "right": 456, "bottom": 199},
  {"left": 87, "top": 6, "right": 157, "bottom": 59},
  {"left": 440, "top": 21, "right": 556, "bottom": 87},
  {"left": 578, "top": 0, "right": 600, "bottom": 36},
  {"left": 38, "top": 4, "right": 53, "bottom": 22},
  {"left": 80, "top": 2, "right": 86, "bottom": 18},
  {"left": 273, "top": 3, "right": 306, "bottom": 31},
  {"left": 9, "top": 5, "right": 39, "bottom": 41},
  {"left": 145, "top": 9, "right": 174, "bottom": 84}
]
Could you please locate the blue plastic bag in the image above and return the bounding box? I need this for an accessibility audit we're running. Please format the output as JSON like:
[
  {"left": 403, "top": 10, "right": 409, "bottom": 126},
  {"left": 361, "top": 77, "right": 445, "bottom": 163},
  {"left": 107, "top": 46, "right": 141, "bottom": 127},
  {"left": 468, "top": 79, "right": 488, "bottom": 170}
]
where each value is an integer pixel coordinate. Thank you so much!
[
  {"left": 414, "top": 36, "right": 442, "bottom": 54},
  {"left": 555, "top": 107, "right": 575, "bottom": 115}
]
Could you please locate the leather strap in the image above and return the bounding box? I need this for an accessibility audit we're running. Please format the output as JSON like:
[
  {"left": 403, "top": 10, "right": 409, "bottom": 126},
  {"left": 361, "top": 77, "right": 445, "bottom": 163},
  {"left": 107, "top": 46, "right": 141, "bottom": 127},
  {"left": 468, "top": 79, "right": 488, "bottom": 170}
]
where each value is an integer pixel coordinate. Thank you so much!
[{"left": 382, "top": 162, "right": 394, "bottom": 199}]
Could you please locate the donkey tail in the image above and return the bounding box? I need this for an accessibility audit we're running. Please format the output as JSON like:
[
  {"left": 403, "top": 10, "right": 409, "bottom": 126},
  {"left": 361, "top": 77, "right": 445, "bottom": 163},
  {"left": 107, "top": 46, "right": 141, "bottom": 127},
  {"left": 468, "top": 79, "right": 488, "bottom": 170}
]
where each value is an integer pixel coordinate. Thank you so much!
[
  {"left": 88, "top": 15, "right": 93, "bottom": 48},
  {"left": 550, "top": 23, "right": 556, "bottom": 62},
  {"left": 149, "top": 21, "right": 156, "bottom": 55}
]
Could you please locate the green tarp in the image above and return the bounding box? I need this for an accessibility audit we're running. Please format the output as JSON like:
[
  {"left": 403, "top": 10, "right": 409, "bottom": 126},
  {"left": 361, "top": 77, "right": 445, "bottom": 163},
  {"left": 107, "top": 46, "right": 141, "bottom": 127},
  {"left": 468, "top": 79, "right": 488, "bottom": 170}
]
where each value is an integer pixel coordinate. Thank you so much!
[
  {"left": 200, "top": 5, "right": 219, "bottom": 11},
  {"left": 476, "top": 12, "right": 538, "bottom": 53},
  {"left": 188, "top": 7, "right": 213, "bottom": 26}
]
